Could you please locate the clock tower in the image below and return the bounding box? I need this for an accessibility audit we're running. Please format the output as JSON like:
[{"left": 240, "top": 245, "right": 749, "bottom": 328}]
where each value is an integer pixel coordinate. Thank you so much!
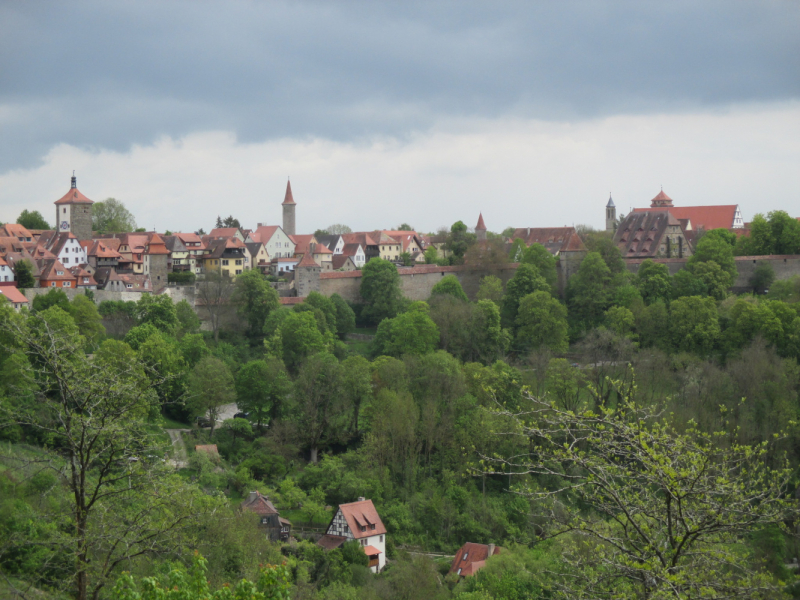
[{"left": 54, "top": 174, "right": 94, "bottom": 241}]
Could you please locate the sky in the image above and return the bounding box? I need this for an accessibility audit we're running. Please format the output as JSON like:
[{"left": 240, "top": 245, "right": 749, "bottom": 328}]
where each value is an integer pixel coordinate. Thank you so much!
[{"left": 1, "top": 1, "right": 798, "bottom": 234}]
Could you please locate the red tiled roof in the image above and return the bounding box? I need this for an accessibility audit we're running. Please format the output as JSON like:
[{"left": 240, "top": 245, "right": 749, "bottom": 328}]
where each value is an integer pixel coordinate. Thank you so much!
[
  {"left": 475, "top": 213, "right": 487, "bottom": 231},
  {"left": 282, "top": 180, "right": 295, "bottom": 205},
  {"left": 2, "top": 224, "right": 34, "bottom": 240},
  {"left": 363, "top": 545, "right": 382, "bottom": 556},
  {"left": 279, "top": 297, "right": 305, "bottom": 305},
  {"left": 87, "top": 240, "right": 123, "bottom": 259},
  {"left": 331, "top": 255, "right": 357, "bottom": 270},
  {"left": 340, "top": 243, "right": 363, "bottom": 257},
  {"left": 209, "top": 227, "right": 241, "bottom": 238},
  {"left": 39, "top": 259, "right": 77, "bottom": 282},
  {"left": 632, "top": 205, "right": 738, "bottom": 231},
  {"left": 241, "top": 491, "right": 279, "bottom": 516},
  {"left": 337, "top": 499, "right": 386, "bottom": 539},
  {"left": 297, "top": 251, "right": 320, "bottom": 268},
  {"left": 511, "top": 227, "right": 586, "bottom": 254},
  {"left": 0, "top": 286, "right": 28, "bottom": 305},
  {"left": 650, "top": 190, "right": 674, "bottom": 207},
  {"left": 54, "top": 187, "right": 94, "bottom": 205},
  {"left": 174, "top": 232, "right": 203, "bottom": 245},
  {"left": 449, "top": 542, "right": 501, "bottom": 576},
  {"left": 249, "top": 225, "right": 281, "bottom": 244}
]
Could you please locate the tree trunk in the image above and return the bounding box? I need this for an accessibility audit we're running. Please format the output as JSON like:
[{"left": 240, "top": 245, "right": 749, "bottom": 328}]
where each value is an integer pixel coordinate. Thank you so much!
[{"left": 310, "top": 446, "right": 318, "bottom": 463}]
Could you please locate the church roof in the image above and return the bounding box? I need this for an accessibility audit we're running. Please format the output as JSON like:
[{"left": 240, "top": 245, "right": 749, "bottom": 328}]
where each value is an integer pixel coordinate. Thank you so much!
[
  {"left": 606, "top": 194, "right": 615, "bottom": 208},
  {"left": 475, "top": 213, "right": 487, "bottom": 231}
]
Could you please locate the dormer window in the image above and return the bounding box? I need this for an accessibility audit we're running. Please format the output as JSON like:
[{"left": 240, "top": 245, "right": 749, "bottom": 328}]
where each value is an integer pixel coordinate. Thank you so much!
[{"left": 56, "top": 270, "right": 64, "bottom": 275}]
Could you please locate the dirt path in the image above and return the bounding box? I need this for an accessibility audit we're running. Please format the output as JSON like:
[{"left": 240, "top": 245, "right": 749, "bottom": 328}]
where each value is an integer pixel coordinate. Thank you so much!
[{"left": 166, "top": 429, "right": 191, "bottom": 468}]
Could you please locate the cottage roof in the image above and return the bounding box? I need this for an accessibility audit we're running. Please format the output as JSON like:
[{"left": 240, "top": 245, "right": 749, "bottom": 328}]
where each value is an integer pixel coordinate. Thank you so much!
[
  {"left": 340, "top": 243, "right": 363, "bottom": 257},
  {"left": 241, "top": 491, "right": 279, "bottom": 516},
  {"left": 209, "top": 227, "right": 242, "bottom": 239},
  {"left": 145, "top": 233, "right": 171, "bottom": 255},
  {"left": 331, "top": 255, "right": 357, "bottom": 270},
  {"left": 282, "top": 180, "right": 295, "bottom": 205},
  {"left": 70, "top": 266, "right": 97, "bottom": 286},
  {"left": 1, "top": 224, "right": 34, "bottom": 241},
  {"left": 249, "top": 225, "right": 282, "bottom": 245},
  {"left": 174, "top": 232, "right": 203, "bottom": 245},
  {"left": 449, "top": 542, "right": 501, "bottom": 576},
  {"left": 0, "top": 286, "right": 29, "bottom": 305},
  {"left": 382, "top": 231, "right": 423, "bottom": 252},
  {"left": 317, "top": 535, "right": 347, "bottom": 550},
  {"left": 337, "top": 499, "right": 386, "bottom": 539}
]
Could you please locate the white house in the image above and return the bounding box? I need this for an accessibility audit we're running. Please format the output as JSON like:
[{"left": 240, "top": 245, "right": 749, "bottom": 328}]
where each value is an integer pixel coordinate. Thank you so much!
[
  {"left": 0, "top": 257, "right": 15, "bottom": 283},
  {"left": 38, "top": 232, "right": 88, "bottom": 268},
  {"left": 247, "top": 225, "right": 296, "bottom": 259},
  {"left": 317, "top": 497, "right": 387, "bottom": 573}
]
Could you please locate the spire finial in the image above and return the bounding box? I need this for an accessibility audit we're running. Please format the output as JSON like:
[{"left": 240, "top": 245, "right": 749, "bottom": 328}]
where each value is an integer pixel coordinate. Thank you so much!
[{"left": 71, "top": 171, "right": 77, "bottom": 189}]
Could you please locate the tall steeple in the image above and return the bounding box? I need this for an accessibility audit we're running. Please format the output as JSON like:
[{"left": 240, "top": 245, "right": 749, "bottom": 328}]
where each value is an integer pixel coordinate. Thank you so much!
[
  {"left": 475, "top": 213, "right": 487, "bottom": 241},
  {"left": 281, "top": 179, "right": 296, "bottom": 236},
  {"left": 605, "top": 193, "right": 617, "bottom": 231}
]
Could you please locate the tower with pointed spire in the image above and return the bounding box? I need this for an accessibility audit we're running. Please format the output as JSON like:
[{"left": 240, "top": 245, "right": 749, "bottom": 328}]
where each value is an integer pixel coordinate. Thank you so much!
[
  {"left": 54, "top": 173, "right": 94, "bottom": 241},
  {"left": 605, "top": 194, "right": 616, "bottom": 232},
  {"left": 475, "top": 213, "right": 487, "bottom": 241},
  {"left": 282, "top": 179, "right": 296, "bottom": 236}
]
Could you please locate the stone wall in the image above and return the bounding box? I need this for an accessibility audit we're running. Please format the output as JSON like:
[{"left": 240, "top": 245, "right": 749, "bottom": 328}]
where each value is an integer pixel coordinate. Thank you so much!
[
  {"left": 23, "top": 284, "right": 198, "bottom": 305},
  {"left": 71, "top": 203, "right": 93, "bottom": 243},
  {"left": 624, "top": 254, "right": 800, "bottom": 292}
]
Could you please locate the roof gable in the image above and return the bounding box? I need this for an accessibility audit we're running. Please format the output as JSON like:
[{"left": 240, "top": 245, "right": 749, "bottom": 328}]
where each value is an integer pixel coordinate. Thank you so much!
[{"left": 335, "top": 499, "right": 386, "bottom": 539}]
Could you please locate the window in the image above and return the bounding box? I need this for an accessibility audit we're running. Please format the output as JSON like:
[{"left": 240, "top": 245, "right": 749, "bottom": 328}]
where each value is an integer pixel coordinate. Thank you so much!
[
  {"left": 63, "top": 208, "right": 66, "bottom": 214},
  {"left": 360, "top": 526, "right": 366, "bottom": 532},
  {"left": 51, "top": 282, "right": 56, "bottom": 287},
  {"left": 261, "top": 517, "right": 268, "bottom": 524},
  {"left": 457, "top": 568, "right": 462, "bottom": 575},
  {"left": 235, "top": 269, "right": 242, "bottom": 275},
  {"left": 63, "top": 282, "right": 71, "bottom": 287},
  {"left": 371, "top": 524, "right": 376, "bottom": 530},
  {"left": 126, "top": 284, "right": 133, "bottom": 289},
  {"left": 463, "top": 553, "right": 468, "bottom": 561},
  {"left": 63, "top": 258, "right": 69, "bottom": 263},
  {"left": 380, "top": 535, "right": 383, "bottom": 542},
  {"left": 56, "top": 270, "right": 64, "bottom": 275},
  {"left": 235, "top": 259, "right": 242, "bottom": 265}
]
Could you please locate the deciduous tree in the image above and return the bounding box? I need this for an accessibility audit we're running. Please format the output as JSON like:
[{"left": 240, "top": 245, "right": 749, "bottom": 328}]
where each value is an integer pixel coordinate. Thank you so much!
[
  {"left": 91, "top": 198, "right": 137, "bottom": 233},
  {"left": 515, "top": 291, "right": 568, "bottom": 354},
  {"left": 187, "top": 356, "right": 235, "bottom": 433},
  {"left": 360, "top": 257, "right": 403, "bottom": 325}
]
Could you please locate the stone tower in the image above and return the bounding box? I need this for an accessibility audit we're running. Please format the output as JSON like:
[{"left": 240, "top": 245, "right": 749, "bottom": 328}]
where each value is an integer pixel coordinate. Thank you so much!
[
  {"left": 475, "top": 213, "right": 487, "bottom": 241},
  {"left": 54, "top": 174, "right": 94, "bottom": 241},
  {"left": 605, "top": 194, "right": 616, "bottom": 232},
  {"left": 282, "top": 179, "right": 296, "bottom": 236},
  {"left": 295, "top": 246, "right": 320, "bottom": 297},
  {"left": 144, "top": 233, "right": 171, "bottom": 292}
]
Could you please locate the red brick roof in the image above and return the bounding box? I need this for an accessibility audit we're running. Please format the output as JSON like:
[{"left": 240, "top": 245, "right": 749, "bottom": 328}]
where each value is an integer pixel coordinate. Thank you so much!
[
  {"left": 249, "top": 225, "right": 281, "bottom": 244},
  {"left": 209, "top": 227, "right": 242, "bottom": 238},
  {"left": 0, "top": 286, "right": 28, "bottom": 305},
  {"left": 632, "top": 205, "right": 739, "bottom": 231},
  {"left": 279, "top": 297, "right": 305, "bottom": 305},
  {"left": 86, "top": 240, "right": 123, "bottom": 259},
  {"left": 282, "top": 180, "right": 295, "bottom": 205},
  {"left": 363, "top": 545, "right": 382, "bottom": 556},
  {"left": 317, "top": 535, "right": 347, "bottom": 550},
  {"left": 475, "top": 213, "right": 487, "bottom": 231},
  {"left": 1, "top": 224, "right": 34, "bottom": 240},
  {"left": 297, "top": 251, "right": 320, "bottom": 268},
  {"left": 337, "top": 499, "right": 386, "bottom": 539},
  {"left": 55, "top": 187, "right": 93, "bottom": 205},
  {"left": 510, "top": 227, "right": 586, "bottom": 254},
  {"left": 449, "top": 542, "right": 501, "bottom": 576},
  {"left": 39, "top": 259, "right": 77, "bottom": 282}
]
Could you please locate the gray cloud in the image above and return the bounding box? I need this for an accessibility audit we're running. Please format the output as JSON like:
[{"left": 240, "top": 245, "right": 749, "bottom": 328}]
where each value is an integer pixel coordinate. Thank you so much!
[{"left": 1, "top": 1, "right": 798, "bottom": 170}]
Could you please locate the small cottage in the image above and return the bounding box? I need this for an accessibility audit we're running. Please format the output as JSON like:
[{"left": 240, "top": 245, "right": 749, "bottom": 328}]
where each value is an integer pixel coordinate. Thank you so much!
[
  {"left": 241, "top": 491, "right": 291, "bottom": 542},
  {"left": 449, "top": 542, "right": 501, "bottom": 577},
  {"left": 317, "top": 497, "right": 386, "bottom": 572}
]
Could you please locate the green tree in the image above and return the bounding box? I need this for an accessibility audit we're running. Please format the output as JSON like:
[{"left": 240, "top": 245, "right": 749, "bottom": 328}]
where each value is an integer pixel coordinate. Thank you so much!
[
  {"left": 31, "top": 288, "right": 70, "bottom": 312},
  {"left": 545, "top": 358, "right": 583, "bottom": 411},
  {"left": 113, "top": 553, "right": 292, "bottom": 600},
  {"left": 329, "top": 293, "right": 356, "bottom": 339},
  {"left": 397, "top": 223, "right": 413, "bottom": 231},
  {"left": 340, "top": 355, "right": 372, "bottom": 435},
  {"left": 360, "top": 258, "right": 403, "bottom": 325},
  {"left": 233, "top": 268, "right": 279, "bottom": 338},
  {"left": 508, "top": 238, "right": 526, "bottom": 262},
  {"left": 293, "top": 352, "right": 347, "bottom": 463},
  {"left": 671, "top": 268, "right": 708, "bottom": 299},
  {"left": 13, "top": 259, "right": 36, "bottom": 290},
  {"left": 692, "top": 260, "right": 732, "bottom": 300},
  {"left": 486, "top": 389, "right": 800, "bottom": 600},
  {"left": 430, "top": 274, "right": 468, "bottom": 302},
  {"left": 304, "top": 291, "right": 338, "bottom": 336},
  {"left": 739, "top": 210, "right": 800, "bottom": 256},
  {"left": 0, "top": 310, "right": 213, "bottom": 600},
  {"left": 187, "top": 356, "right": 236, "bottom": 433},
  {"left": 135, "top": 293, "right": 179, "bottom": 334},
  {"left": 423, "top": 245, "right": 439, "bottom": 264},
  {"left": 583, "top": 231, "right": 626, "bottom": 275},
  {"left": 175, "top": 299, "right": 200, "bottom": 336},
  {"left": 749, "top": 262, "right": 775, "bottom": 294},
  {"left": 235, "top": 358, "right": 290, "bottom": 429},
  {"left": 515, "top": 291, "right": 569, "bottom": 354},
  {"left": 445, "top": 220, "right": 477, "bottom": 262},
  {"left": 67, "top": 294, "right": 105, "bottom": 348},
  {"left": 688, "top": 232, "right": 737, "bottom": 282},
  {"left": 604, "top": 305, "right": 636, "bottom": 339},
  {"left": 636, "top": 259, "right": 671, "bottom": 304},
  {"left": 500, "top": 263, "right": 550, "bottom": 328},
  {"left": 16, "top": 209, "right": 51, "bottom": 230},
  {"left": 91, "top": 198, "right": 137, "bottom": 233},
  {"left": 521, "top": 243, "right": 558, "bottom": 290},
  {"left": 670, "top": 295, "right": 720, "bottom": 355},
  {"left": 373, "top": 303, "right": 439, "bottom": 357},
  {"left": 566, "top": 252, "right": 615, "bottom": 333},
  {"left": 178, "top": 332, "right": 209, "bottom": 367},
  {"left": 399, "top": 251, "right": 414, "bottom": 266},
  {"left": 476, "top": 275, "right": 504, "bottom": 305},
  {"left": 280, "top": 310, "right": 329, "bottom": 372}
]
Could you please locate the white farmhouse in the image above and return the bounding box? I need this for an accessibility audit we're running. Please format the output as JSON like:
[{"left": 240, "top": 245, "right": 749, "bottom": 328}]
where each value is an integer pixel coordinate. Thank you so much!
[{"left": 317, "top": 497, "right": 387, "bottom": 573}]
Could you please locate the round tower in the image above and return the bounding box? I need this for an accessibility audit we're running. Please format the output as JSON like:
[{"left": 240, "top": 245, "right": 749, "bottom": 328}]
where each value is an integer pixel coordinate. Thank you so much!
[{"left": 282, "top": 179, "right": 296, "bottom": 236}]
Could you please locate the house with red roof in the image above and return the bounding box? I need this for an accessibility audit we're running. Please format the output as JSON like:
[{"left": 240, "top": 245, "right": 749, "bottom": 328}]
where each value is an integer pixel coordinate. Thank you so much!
[
  {"left": 0, "top": 285, "right": 29, "bottom": 310},
  {"left": 38, "top": 259, "right": 78, "bottom": 289},
  {"left": 241, "top": 491, "right": 291, "bottom": 542},
  {"left": 631, "top": 189, "right": 744, "bottom": 231},
  {"left": 209, "top": 227, "right": 245, "bottom": 242},
  {"left": 290, "top": 235, "right": 334, "bottom": 270},
  {"left": 37, "top": 231, "right": 88, "bottom": 269},
  {"left": 449, "top": 542, "right": 501, "bottom": 577},
  {"left": 0, "top": 224, "right": 34, "bottom": 243},
  {"left": 318, "top": 497, "right": 387, "bottom": 572},
  {"left": 614, "top": 210, "right": 693, "bottom": 259},
  {"left": 247, "top": 224, "right": 296, "bottom": 260},
  {"left": 510, "top": 227, "right": 587, "bottom": 257},
  {"left": 0, "top": 257, "right": 14, "bottom": 283}
]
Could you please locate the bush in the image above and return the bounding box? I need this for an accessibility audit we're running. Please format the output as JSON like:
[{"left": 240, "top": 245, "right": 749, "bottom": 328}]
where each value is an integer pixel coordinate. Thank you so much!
[{"left": 168, "top": 271, "right": 197, "bottom": 284}]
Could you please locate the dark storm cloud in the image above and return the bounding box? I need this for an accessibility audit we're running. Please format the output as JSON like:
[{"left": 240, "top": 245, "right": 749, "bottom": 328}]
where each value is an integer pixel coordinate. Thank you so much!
[{"left": 1, "top": 0, "right": 798, "bottom": 169}]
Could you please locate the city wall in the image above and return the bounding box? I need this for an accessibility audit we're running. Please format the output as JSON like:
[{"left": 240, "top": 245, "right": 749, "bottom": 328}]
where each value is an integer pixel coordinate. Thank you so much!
[{"left": 624, "top": 255, "right": 800, "bottom": 293}]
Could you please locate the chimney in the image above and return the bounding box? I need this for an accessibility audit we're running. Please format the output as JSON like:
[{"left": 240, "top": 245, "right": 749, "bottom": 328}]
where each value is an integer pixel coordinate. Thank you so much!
[
  {"left": 358, "top": 496, "right": 365, "bottom": 502},
  {"left": 71, "top": 171, "right": 77, "bottom": 189},
  {"left": 487, "top": 543, "right": 495, "bottom": 557},
  {"left": 247, "top": 491, "right": 258, "bottom": 502}
]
